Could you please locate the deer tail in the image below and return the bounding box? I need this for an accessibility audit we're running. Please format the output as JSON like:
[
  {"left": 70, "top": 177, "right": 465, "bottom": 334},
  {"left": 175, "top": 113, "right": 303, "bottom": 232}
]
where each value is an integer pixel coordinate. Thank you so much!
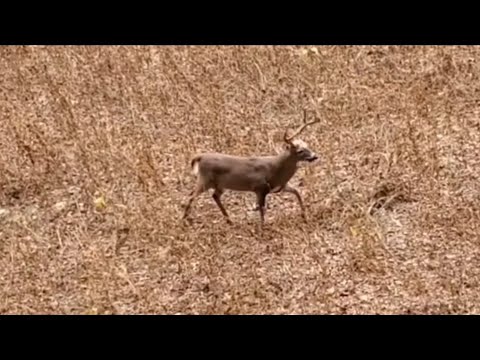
[{"left": 190, "top": 155, "right": 202, "bottom": 176}]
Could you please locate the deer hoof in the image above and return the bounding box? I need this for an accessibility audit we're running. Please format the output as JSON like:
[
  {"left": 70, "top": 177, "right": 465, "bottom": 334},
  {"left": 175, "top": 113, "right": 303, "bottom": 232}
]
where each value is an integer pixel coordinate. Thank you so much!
[
  {"left": 257, "top": 225, "right": 265, "bottom": 236},
  {"left": 181, "top": 216, "right": 193, "bottom": 225}
]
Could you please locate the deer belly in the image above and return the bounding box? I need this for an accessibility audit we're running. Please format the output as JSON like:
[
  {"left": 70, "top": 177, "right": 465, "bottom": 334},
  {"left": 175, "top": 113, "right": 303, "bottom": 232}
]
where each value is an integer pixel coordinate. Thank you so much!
[
  {"left": 269, "top": 185, "right": 284, "bottom": 193},
  {"left": 217, "top": 172, "right": 265, "bottom": 191}
]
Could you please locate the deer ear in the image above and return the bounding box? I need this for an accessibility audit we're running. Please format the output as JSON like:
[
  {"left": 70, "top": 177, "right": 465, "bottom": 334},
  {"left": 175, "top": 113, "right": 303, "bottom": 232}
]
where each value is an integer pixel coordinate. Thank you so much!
[{"left": 283, "top": 142, "right": 297, "bottom": 152}]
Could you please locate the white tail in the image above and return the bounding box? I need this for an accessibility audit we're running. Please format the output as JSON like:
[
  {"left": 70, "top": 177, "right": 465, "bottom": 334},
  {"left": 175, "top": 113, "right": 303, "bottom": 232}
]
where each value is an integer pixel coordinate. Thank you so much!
[{"left": 191, "top": 156, "right": 201, "bottom": 176}]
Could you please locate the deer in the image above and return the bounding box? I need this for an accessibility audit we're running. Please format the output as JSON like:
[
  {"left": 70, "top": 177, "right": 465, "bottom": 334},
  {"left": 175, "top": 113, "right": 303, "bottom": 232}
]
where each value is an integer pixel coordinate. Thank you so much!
[{"left": 182, "top": 110, "right": 320, "bottom": 228}]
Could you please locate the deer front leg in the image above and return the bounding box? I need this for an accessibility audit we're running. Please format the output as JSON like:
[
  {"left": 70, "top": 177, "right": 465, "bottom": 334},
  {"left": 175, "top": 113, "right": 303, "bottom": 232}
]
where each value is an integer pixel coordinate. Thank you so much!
[
  {"left": 252, "top": 184, "right": 279, "bottom": 211},
  {"left": 255, "top": 185, "right": 270, "bottom": 228},
  {"left": 212, "top": 188, "right": 232, "bottom": 224},
  {"left": 282, "top": 185, "right": 306, "bottom": 220},
  {"left": 252, "top": 201, "right": 267, "bottom": 212}
]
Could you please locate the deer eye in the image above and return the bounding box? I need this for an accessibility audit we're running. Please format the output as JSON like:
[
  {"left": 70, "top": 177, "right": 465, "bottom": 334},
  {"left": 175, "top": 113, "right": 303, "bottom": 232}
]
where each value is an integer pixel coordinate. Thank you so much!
[{"left": 296, "top": 149, "right": 305, "bottom": 154}]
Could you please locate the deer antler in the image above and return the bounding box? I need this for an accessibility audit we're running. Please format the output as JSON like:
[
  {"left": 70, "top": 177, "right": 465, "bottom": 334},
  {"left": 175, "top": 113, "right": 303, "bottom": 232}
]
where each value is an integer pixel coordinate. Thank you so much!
[{"left": 284, "top": 109, "right": 320, "bottom": 144}]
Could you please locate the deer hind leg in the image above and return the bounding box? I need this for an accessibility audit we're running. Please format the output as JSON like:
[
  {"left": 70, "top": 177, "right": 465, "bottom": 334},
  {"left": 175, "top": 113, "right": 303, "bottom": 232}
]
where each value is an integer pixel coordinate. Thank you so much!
[
  {"left": 182, "top": 181, "right": 209, "bottom": 220},
  {"left": 212, "top": 188, "right": 232, "bottom": 224},
  {"left": 282, "top": 185, "right": 306, "bottom": 220}
]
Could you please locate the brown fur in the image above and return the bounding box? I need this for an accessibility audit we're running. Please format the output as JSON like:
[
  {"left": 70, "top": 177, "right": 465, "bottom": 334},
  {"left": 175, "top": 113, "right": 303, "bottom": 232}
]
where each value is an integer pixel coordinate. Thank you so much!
[
  {"left": 182, "top": 111, "right": 319, "bottom": 227},
  {"left": 182, "top": 141, "right": 318, "bottom": 227}
]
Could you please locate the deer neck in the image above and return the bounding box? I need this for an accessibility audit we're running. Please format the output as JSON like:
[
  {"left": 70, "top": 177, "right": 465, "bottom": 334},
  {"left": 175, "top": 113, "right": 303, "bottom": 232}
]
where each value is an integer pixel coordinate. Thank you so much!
[{"left": 268, "top": 151, "right": 299, "bottom": 190}]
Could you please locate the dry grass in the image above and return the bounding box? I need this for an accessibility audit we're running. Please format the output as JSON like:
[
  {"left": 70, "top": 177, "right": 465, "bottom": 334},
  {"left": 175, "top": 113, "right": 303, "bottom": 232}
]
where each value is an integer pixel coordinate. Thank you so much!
[{"left": 1, "top": 45, "right": 479, "bottom": 314}]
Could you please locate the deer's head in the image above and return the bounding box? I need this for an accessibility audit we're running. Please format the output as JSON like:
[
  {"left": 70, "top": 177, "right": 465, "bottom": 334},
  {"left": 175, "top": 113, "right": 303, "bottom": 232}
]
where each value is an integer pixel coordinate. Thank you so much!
[{"left": 283, "top": 110, "right": 320, "bottom": 163}]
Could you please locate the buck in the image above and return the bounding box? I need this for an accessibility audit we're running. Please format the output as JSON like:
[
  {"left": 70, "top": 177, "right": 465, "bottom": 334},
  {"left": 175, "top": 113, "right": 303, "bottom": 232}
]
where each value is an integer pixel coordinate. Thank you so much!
[{"left": 182, "top": 110, "right": 320, "bottom": 227}]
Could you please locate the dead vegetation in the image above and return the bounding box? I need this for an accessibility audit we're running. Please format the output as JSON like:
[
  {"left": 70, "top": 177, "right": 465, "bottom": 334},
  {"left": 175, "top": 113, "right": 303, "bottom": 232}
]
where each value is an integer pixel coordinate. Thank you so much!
[{"left": 1, "top": 45, "right": 479, "bottom": 314}]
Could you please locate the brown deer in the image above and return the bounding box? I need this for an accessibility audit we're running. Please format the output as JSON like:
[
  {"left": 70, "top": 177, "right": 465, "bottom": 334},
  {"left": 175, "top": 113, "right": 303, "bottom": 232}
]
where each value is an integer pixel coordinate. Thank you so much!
[{"left": 182, "top": 110, "right": 320, "bottom": 227}]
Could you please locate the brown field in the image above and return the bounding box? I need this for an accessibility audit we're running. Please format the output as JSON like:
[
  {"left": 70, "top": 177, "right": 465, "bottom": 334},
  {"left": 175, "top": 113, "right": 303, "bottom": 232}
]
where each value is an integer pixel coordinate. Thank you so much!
[{"left": 1, "top": 45, "right": 479, "bottom": 314}]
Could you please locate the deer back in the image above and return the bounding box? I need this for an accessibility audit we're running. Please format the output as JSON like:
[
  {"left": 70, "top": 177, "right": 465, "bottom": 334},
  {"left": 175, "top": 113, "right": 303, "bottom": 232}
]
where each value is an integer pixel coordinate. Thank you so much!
[{"left": 195, "top": 153, "right": 275, "bottom": 191}]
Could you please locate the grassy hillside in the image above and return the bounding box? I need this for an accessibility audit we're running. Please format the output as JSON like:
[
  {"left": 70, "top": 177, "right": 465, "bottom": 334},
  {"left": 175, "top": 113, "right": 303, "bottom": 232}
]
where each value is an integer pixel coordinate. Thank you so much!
[{"left": 1, "top": 46, "right": 479, "bottom": 314}]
